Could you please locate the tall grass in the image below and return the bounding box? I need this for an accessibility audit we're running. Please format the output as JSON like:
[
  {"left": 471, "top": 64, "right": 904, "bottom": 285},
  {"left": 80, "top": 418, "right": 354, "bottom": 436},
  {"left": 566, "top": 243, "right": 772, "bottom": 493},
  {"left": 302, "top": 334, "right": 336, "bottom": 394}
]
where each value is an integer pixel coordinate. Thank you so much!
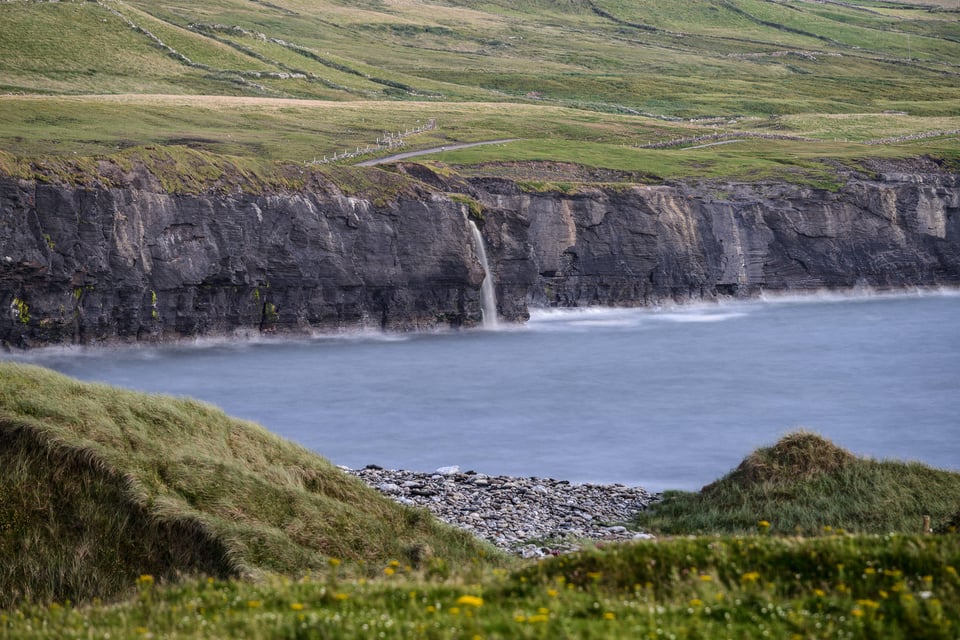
[
  {"left": 0, "top": 363, "right": 501, "bottom": 608},
  {"left": 636, "top": 432, "right": 960, "bottom": 536}
]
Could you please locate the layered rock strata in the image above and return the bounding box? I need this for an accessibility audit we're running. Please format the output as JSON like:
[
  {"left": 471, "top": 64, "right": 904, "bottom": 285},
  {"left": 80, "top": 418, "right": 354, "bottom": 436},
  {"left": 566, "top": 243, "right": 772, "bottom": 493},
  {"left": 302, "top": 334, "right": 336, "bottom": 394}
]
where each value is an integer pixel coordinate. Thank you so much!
[{"left": 2, "top": 160, "right": 958, "bottom": 347}]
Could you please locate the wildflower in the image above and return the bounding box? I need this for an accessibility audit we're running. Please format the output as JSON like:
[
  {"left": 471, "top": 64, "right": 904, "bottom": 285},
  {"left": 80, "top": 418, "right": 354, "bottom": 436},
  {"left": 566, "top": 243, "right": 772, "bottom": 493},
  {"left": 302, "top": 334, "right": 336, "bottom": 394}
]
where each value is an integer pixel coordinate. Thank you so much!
[
  {"left": 514, "top": 615, "right": 526, "bottom": 623},
  {"left": 137, "top": 575, "right": 154, "bottom": 586},
  {"left": 757, "top": 520, "right": 771, "bottom": 533},
  {"left": 537, "top": 607, "right": 550, "bottom": 615},
  {"left": 741, "top": 572, "right": 761, "bottom": 583},
  {"left": 823, "top": 525, "right": 832, "bottom": 532},
  {"left": 946, "top": 566, "right": 957, "bottom": 576},
  {"left": 449, "top": 607, "right": 461, "bottom": 615},
  {"left": 328, "top": 558, "right": 341, "bottom": 568},
  {"left": 527, "top": 614, "right": 549, "bottom": 623},
  {"left": 247, "top": 600, "right": 262, "bottom": 608},
  {"left": 813, "top": 589, "right": 826, "bottom": 597},
  {"left": 587, "top": 571, "right": 602, "bottom": 581},
  {"left": 456, "top": 595, "right": 484, "bottom": 608},
  {"left": 547, "top": 589, "right": 559, "bottom": 597},
  {"left": 864, "top": 567, "right": 876, "bottom": 575},
  {"left": 388, "top": 560, "right": 401, "bottom": 568},
  {"left": 135, "top": 628, "right": 149, "bottom": 635},
  {"left": 384, "top": 567, "right": 396, "bottom": 576},
  {"left": 290, "top": 603, "right": 304, "bottom": 611},
  {"left": 426, "top": 605, "right": 437, "bottom": 613},
  {"left": 603, "top": 611, "right": 616, "bottom": 620},
  {"left": 699, "top": 574, "right": 712, "bottom": 582},
  {"left": 879, "top": 590, "right": 888, "bottom": 599},
  {"left": 851, "top": 608, "right": 864, "bottom": 618},
  {"left": 856, "top": 599, "right": 879, "bottom": 609},
  {"left": 689, "top": 599, "right": 703, "bottom": 607},
  {"left": 334, "top": 593, "right": 349, "bottom": 601},
  {"left": 919, "top": 591, "right": 933, "bottom": 600}
]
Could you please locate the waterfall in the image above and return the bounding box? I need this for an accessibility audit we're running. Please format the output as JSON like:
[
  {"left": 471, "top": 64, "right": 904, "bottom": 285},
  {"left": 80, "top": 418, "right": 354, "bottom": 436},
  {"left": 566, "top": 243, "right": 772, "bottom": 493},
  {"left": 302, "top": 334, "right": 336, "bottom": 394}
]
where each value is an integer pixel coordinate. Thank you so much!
[{"left": 469, "top": 221, "right": 499, "bottom": 329}]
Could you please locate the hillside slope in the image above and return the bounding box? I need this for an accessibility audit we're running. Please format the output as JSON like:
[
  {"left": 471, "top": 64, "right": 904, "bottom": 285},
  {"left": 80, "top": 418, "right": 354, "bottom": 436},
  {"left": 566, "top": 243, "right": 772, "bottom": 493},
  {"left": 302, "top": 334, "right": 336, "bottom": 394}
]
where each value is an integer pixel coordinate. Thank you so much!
[{"left": 0, "top": 362, "right": 496, "bottom": 607}]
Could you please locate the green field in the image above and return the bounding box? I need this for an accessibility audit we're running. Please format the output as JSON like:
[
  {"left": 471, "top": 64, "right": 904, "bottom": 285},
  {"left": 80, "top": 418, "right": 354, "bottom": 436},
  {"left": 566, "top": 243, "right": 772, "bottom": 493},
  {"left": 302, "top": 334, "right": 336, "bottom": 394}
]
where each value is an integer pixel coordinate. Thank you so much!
[{"left": 0, "top": 0, "right": 958, "bottom": 180}]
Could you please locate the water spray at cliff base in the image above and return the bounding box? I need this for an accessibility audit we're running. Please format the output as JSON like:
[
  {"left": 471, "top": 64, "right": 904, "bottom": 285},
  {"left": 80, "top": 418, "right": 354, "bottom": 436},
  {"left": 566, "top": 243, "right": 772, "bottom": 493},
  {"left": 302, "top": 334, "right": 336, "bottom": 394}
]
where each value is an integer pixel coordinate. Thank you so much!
[{"left": 469, "top": 221, "right": 499, "bottom": 330}]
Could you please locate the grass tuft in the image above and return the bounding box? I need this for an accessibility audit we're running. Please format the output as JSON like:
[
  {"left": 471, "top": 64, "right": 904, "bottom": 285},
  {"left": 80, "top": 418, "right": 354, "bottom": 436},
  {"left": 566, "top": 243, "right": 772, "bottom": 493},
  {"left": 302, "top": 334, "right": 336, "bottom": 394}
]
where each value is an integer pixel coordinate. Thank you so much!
[{"left": 708, "top": 430, "right": 857, "bottom": 489}]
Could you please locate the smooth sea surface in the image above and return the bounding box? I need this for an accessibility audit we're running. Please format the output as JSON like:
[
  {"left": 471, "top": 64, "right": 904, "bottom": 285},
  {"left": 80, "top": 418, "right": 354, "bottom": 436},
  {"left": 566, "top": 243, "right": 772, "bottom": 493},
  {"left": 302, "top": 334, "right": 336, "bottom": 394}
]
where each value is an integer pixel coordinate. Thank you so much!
[{"left": 6, "top": 291, "right": 959, "bottom": 491}]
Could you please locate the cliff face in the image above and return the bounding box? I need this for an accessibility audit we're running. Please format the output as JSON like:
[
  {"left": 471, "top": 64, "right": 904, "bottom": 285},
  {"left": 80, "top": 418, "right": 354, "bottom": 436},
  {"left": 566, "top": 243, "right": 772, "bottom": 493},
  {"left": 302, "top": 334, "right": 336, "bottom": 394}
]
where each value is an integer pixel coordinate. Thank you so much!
[
  {"left": 0, "top": 174, "right": 486, "bottom": 347},
  {"left": 476, "top": 169, "right": 960, "bottom": 310},
  {"left": 1, "top": 163, "right": 958, "bottom": 347}
]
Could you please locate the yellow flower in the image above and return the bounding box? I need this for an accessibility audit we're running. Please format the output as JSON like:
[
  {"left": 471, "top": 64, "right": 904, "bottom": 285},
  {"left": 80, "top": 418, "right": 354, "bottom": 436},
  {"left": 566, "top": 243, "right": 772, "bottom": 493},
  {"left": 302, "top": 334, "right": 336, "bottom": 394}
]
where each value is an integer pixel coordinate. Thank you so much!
[
  {"left": 328, "top": 558, "right": 341, "bottom": 567},
  {"left": 290, "top": 603, "right": 304, "bottom": 611},
  {"left": 603, "top": 612, "right": 616, "bottom": 620},
  {"left": 689, "top": 599, "right": 703, "bottom": 607},
  {"left": 547, "top": 589, "right": 559, "bottom": 597},
  {"left": 699, "top": 574, "right": 712, "bottom": 582},
  {"left": 527, "top": 614, "right": 549, "bottom": 623},
  {"left": 137, "top": 575, "right": 154, "bottom": 585},
  {"left": 334, "top": 593, "right": 349, "bottom": 601},
  {"left": 388, "top": 560, "right": 401, "bottom": 568},
  {"left": 456, "top": 595, "right": 484, "bottom": 608},
  {"left": 135, "top": 628, "right": 149, "bottom": 635},
  {"left": 757, "top": 520, "right": 771, "bottom": 532},
  {"left": 587, "top": 571, "right": 602, "bottom": 581},
  {"left": 514, "top": 615, "right": 526, "bottom": 623},
  {"left": 426, "top": 605, "right": 437, "bottom": 613},
  {"left": 384, "top": 567, "right": 396, "bottom": 576},
  {"left": 741, "top": 572, "right": 761, "bottom": 583},
  {"left": 247, "top": 600, "right": 262, "bottom": 608},
  {"left": 856, "top": 599, "right": 879, "bottom": 609},
  {"left": 864, "top": 567, "right": 876, "bottom": 575},
  {"left": 813, "top": 589, "right": 826, "bottom": 597},
  {"left": 449, "top": 607, "right": 461, "bottom": 615},
  {"left": 851, "top": 608, "right": 864, "bottom": 618},
  {"left": 946, "top": 566, "right": 956, "bottom": 575},
  {"left": 537, "top": 607, "right": 550, "bottom": 615}
]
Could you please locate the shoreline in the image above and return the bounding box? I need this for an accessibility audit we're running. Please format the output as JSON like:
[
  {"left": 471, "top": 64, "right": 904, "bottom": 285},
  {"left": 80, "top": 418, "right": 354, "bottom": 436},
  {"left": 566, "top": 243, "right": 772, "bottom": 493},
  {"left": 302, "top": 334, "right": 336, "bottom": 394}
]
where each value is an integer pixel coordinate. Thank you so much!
[
  {"left": 3, "top": 285, "right": 956, "bottom": 354},
  {"left": 348, "top": 466, "right": 658, "bottom": 557}
]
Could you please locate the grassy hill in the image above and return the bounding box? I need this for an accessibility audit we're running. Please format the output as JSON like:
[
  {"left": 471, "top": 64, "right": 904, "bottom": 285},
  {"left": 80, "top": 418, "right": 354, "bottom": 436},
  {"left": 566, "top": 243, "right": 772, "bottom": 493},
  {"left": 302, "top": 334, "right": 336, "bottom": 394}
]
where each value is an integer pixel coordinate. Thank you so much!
[
  {"left": 636, "top": 431, "right": 960, "bottom": 536},
  {"left": 0, "top": 0, "right": 958, "bottom": 181},
  {"left": 0, "top": 362, "right": 499, "bottom": 608}
]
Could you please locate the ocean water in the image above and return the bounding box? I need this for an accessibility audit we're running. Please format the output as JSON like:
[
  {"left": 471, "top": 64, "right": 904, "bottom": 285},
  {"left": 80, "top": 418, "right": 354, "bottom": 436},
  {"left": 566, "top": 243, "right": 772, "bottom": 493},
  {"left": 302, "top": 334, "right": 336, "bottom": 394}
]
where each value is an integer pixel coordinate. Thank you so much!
[{"left": 6, "top": 290, "right": 959, "bottom": 491}]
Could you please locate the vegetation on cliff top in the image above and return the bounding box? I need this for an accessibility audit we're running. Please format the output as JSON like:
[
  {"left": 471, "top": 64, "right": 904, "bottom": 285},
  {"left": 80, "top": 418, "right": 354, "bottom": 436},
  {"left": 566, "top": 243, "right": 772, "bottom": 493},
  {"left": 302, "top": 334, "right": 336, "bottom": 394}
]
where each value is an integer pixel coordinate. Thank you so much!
[{"left": 0, "top": 0, "right": 958, "bottom": 186}]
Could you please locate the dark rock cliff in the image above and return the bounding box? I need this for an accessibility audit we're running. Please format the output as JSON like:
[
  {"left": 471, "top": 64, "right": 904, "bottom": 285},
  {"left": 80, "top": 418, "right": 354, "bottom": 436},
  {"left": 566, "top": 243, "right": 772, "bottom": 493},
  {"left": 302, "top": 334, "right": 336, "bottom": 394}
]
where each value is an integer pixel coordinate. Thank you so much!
[{"left": 1, "top": 161, "right": 958, "bottom": 347}]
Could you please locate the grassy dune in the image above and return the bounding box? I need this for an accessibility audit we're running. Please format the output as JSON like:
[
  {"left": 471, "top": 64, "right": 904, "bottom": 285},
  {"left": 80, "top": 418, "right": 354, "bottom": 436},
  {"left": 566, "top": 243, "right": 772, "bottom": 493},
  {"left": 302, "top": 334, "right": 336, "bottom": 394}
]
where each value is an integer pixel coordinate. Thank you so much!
[
  {"left": 0, "top": 362, "right": 499, "bottom": 608},
  {"left": 636, "top": 432, "right": 960, "bottom": 536}
]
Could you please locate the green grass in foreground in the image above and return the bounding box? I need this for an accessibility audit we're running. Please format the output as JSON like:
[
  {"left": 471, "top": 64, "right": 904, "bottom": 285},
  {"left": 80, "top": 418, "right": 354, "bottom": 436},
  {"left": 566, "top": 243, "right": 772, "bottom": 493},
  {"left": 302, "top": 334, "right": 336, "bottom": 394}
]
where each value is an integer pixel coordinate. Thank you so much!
[
  {"left": 0, "top": 535, "right": 957, "bottom": 638},
  {"left": 636, "top": 431, "right": 960, "bottom": 536},
  {"left": 0, "top": 363, "right": 500, "bottom": 609}
]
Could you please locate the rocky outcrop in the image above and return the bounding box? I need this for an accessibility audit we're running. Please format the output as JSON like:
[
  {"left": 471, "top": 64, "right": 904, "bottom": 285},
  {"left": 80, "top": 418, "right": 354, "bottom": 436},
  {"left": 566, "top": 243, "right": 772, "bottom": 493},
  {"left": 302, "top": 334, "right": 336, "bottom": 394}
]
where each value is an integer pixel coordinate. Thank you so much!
[{"left": 2, "top": 160, "right": 958, "bottom": 347}]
